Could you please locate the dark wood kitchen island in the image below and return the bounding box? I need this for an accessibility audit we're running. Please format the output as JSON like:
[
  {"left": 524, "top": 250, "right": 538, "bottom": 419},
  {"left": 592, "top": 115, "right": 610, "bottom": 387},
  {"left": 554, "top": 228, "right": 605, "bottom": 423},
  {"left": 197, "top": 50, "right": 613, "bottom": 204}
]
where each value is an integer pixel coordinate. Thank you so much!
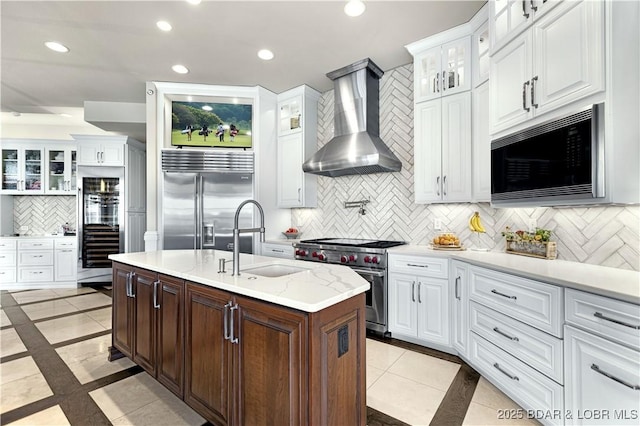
[{"left": 108, "top": 249, "right": 369, "bottom": 426}]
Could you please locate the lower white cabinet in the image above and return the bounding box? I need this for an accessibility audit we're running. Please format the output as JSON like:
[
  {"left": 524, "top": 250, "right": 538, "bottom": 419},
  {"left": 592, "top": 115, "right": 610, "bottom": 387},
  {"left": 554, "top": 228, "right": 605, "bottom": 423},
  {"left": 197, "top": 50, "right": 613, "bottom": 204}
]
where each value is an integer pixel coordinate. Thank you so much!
[
  {"left": 451, "top": 260, "right": 469, "bottom": 356},
  {"left": 564, "top": 325, "right": 640, "bottom": 425},
  {"left": 261, "top": 242, "right": 294, "bottom": 259},
  {"left": 389, "top": 254, "right": 451, "bottom": 350},
  {"left": 55, "top": 239, "right": 77, "bottom": 282}
]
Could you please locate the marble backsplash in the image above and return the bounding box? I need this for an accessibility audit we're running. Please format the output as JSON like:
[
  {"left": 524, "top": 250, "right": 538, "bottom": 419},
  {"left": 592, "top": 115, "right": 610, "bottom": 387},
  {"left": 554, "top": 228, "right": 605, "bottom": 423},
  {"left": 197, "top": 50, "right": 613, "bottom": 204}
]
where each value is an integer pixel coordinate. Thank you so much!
[
  {"left": 13, "top": 196, "right": 76, "bottom": 235},
  {"left": 292, "top": 64, "right": 640, "bottom": 271}
]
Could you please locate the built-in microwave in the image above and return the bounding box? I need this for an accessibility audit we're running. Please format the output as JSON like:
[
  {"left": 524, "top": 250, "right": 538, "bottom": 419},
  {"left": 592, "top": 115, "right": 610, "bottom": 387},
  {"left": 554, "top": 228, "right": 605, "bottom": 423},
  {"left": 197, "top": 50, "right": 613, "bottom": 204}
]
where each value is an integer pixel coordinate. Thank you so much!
[{"left": 491, "top": 104, "right": 605, "bottom": 207}]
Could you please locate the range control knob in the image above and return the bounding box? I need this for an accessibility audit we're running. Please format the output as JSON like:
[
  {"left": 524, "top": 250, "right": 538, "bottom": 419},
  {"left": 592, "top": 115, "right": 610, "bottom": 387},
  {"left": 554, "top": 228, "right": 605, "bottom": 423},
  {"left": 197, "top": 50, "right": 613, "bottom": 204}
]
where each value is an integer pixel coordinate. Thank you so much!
[
  {"left": 311, "top": 251, "right": 318, "bottom": 258},
  {"left": 340, "top": 255, "right": 348, "bottom": 263},
  {"left": 317, "top": 252, "right": 326, "bottom": 261},
  {"left": 371, "top": 256, "right": 379, "bottom": 264},
  {"left": 364, "top": 256, "right": 371, "bottom": 263},
  {"left": 296, "top": 249, "right": 308, "bottom": 257},
  {"left": 349, "top": 254, "right": 357, "bottom": 262}
]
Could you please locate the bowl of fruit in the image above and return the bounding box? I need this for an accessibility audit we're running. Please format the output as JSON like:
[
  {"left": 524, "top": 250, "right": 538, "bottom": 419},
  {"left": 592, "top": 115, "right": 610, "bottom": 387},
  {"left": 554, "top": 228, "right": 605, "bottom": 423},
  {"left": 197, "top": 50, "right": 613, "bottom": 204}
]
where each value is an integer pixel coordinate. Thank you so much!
[
  {"left": 432, "top": 232, "right": 462, "bottom": 250},
  {"left": 282, "top": 228, "right": 301, "bottom": 239}
]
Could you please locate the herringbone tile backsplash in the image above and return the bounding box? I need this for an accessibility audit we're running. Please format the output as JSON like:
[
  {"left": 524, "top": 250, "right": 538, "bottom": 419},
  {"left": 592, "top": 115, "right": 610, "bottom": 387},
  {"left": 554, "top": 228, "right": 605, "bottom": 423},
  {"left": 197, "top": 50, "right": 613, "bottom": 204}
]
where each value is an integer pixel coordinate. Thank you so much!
[
  {"left": 13, "top": 196, "right": 76, "bottom": 235},
  {"left": 292, "top": 64, "right": 640, "bottom": 271}
]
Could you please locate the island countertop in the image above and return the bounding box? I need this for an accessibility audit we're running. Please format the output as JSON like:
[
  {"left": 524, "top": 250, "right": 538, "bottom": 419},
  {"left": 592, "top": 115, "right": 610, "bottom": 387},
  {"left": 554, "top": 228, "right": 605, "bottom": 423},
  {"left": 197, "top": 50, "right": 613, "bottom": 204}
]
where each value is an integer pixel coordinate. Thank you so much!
[{"left": 109, "top": 250, "right": 369, "bottom": 313}]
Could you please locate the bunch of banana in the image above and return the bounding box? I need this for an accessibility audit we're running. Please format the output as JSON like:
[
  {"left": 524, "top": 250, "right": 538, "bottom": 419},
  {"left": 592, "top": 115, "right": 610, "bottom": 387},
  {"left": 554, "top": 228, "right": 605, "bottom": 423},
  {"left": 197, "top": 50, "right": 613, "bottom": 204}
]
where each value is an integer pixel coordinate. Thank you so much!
[{"left": 468, "top": 211, "right": 486, "bottom": 233}]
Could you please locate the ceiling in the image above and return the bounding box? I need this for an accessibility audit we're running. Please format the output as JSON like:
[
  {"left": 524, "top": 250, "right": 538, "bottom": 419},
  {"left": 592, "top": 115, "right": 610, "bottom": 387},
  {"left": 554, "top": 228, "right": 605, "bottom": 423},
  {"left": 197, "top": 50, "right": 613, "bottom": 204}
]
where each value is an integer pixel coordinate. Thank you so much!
[{"left": 1, "top": 0, "right": 484, "bottom": 139}]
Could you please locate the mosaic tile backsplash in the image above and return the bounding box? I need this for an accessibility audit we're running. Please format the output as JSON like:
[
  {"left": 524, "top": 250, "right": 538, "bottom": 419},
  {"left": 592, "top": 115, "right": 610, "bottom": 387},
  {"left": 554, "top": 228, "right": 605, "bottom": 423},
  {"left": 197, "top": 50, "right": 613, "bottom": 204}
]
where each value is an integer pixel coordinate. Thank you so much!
[
  {"left": 292, "top": 65, "right": 640, "bottom": 271},
  {"left": 13, "top": 196, "right": 76, "bottom": 235}
]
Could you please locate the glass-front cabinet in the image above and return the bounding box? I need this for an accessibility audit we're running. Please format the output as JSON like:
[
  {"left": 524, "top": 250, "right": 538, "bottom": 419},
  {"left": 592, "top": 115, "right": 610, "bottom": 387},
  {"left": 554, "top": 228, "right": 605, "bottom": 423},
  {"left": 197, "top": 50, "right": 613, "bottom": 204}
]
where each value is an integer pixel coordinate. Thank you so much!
[
  {"left": 1, "top": 145, "right": 44, "bottom": 194},
  {"left": 46, "top": 147, "right": 77, "bottom": 194}
]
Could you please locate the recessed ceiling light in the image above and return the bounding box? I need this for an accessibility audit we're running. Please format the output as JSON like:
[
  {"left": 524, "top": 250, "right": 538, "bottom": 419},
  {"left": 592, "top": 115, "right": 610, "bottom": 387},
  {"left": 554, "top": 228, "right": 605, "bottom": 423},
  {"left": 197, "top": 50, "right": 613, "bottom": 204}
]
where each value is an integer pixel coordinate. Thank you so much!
[
  {"left": 187, "top": 96, "right": 193, "bottom": 102},
  {"left": 202, "top": 105, "right": 212, "bottom": 111},
  {"left": 45, "top": 41, "right": 69, "bottom": 53},
  {"left": 156, "top": 21, "right": 172, "bottom": 32},
  {"left": 344, "top": 0, "right": 366, "bottom": 17},
  {"left": 172, "top": 64, "right": 189, "bottom": 74},
  {"left": 257, "top": 49, "right": 274, "bottom": 61},
  {"left": 186, "top": 0, "right": 201, "bottom": 4}
]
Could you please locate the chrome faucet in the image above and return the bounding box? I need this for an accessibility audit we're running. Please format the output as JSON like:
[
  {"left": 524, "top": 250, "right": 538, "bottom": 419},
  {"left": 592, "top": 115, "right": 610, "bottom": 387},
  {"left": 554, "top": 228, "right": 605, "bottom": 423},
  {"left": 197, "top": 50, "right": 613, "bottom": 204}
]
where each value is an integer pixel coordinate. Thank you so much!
[{"left": 232, "top": 199, "right": 265, "bottom": 276}]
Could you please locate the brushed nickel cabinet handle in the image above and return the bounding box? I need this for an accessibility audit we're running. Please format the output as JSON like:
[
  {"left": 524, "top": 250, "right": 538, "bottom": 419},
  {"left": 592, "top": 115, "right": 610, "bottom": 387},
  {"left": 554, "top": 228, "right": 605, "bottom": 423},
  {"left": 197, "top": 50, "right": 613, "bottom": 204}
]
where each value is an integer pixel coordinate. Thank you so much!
[
  {"left": 522, "top": 81, "right": 531, "bottom": 112},
  {"left": 530, "top": 0, "right": 538, "bottom": 12},
  {"left": 436, "top": 176, "right": 440, "bottom": 196},
  {"left": 223, "top": 302, "right": 232, "bottom": 340},
  {"left": 493, "top": 327, "right": 520, "bottom": 341},
  {"left": 531, "top": 76, "right": 539, "bottom": 108},
  {"left": 418, "top": 282, "right": 422, "bottom": 303},
  {"left": 230, "top": 304, "right": 239, "bottom": 344},
  {"left": 522, "top": 0, "right": 530, "bottom": 18},
  {"left": 594, "top": 312, "right": 640, "bottom": 330},
  {"left": 455, "top": 276, "right": 461, "bottom": 300},
  {"left": 491, "top": 289, "right": 517, "bottom": 300},
  {"left": 591, "top": 364, "right": 640, "bottom": 390},
  {"left": 411, "top": 281, "right": 416, "bottom": 302},
  {"left": 494, "top": 362, "right": 519, "bottom": 381},
  {"left": 153, "top": 280, "right": 160, "bottom": 309}
]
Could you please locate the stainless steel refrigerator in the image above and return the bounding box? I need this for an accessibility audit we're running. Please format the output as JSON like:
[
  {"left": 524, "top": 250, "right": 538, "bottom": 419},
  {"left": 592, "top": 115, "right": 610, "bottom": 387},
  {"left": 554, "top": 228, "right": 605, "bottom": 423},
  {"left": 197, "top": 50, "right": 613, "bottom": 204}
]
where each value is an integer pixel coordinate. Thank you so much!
[{"left": 161, "top": 150, "right": 255, "bottom": 253}]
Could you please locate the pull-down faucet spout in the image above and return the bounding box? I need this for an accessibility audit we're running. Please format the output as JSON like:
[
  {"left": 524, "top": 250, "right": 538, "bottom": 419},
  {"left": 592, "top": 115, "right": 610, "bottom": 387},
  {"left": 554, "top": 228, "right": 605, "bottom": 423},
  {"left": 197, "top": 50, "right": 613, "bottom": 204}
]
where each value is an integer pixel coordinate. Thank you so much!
[{"left": 232, "top": 199, "right": 265, "bottom": 276}]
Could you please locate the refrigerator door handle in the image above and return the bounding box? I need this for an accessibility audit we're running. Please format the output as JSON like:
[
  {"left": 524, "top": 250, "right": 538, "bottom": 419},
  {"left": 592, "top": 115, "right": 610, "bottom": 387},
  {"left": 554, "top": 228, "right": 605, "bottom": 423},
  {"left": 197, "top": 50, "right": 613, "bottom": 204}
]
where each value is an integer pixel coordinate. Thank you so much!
[
  {"left": 199, "top": 175, "right": 205, "bottom": 250},
  {"left": 203, "top": 222, "right": 215, "bottom": 247},
  {"left": 194, "top": 175, "right": 199, "bottom": 249}
]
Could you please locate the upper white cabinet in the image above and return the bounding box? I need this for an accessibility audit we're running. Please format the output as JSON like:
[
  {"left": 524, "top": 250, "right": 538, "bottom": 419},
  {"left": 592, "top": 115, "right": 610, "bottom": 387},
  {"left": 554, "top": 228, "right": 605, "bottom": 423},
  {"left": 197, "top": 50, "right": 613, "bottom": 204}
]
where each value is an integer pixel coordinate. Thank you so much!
[
  {"left": 490, "top": 0, "right": 560, "bottom": 53},
  {"left": 77, "top": 138, "right": 125, "bottom": 166},
  {"left": 472, "top": 82, "right": 491, "bottom": 202},
  {"left": 472, "top": 21, "right": 490, "bottom": 88},
  {"left": 489, "top": 0, "right": 605, "bottom": 134},
  {"left": 414, "top": 92, "right": 472, "bottom": 203},
  {"left": 0, "top": 144, "right": 44, "bottom": 194},
  {"left": 276, "top": 85, "right": 320, "bottom": 208},
  {"left": 45, "top": 147, "right": 77, "bottom": 194},
  {"left": 412, "top": 37, "right": 471, "bottom": 103}
]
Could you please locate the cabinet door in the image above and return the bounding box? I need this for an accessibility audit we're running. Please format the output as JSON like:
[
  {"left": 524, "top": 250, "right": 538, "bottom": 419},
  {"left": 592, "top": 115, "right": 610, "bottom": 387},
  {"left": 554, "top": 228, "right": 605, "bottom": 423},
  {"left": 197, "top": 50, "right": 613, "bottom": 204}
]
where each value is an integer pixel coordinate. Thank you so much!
[
  {"left": 473, "top": 22, "right": 490, "bottom": 88},
  {"left": 490, "top": 29, "right": 533, "bottom": 134},
  {"left": 472, "top": 82, "right": 491, "bottom": 202},
  {"left": 441, "top": 37, "right": 471, "bottom": 96},
  {"left": 101, "top": 144, "right": 125, "bottom": 166},
  {"left": 133, "top": 268, "right": 157, "bottom": 376},
  {"left": 565, "top": 326, "right": 640, "bottom": 425},
  {"left": 23, "top": 148, "right": 44, "bottom": 193},
  {"left": 415, "top": 47, "right": 443, "bottom": 102},
  {"left": 184, "top": 283, "right": 232, "bottom": 426},
  {"left": 277, "top": 133, "right": 304, "bottom": 207},
  {"left": 46, "top": 149, "right": 67, "bottom": 193},
  {"left": 388, "top": 273, "right": 418, "bottom": 337},
  {"left": 417, "top": 277, "right": 450, "bottom": 346},
  {"left": 77, "top": 143, "right": 101, "bottom": 165},
  {"left": 235, "top": 295, "right": 307, "bottom": 425},
  {"left": 532, "top": 0, "right": 605, "bottom": 117},
  {"left": 54, "top": 248, "right": 77, "bottom": 281},
  {"left": 491, "top": 0, "right": 531, "bottom": 52},
  {"left": 414, "top": 100, "right": 443, "bottom": 203},
  {"left": 441, "top": 92, "right": 472, "bottom": 202},
  {"left": 112, "top": 264, "right": 134, "bottom": 358},
  {"left": 278, "top": 95, "right": 303, "bottom": 136},
  {"left": 157, "top": 274, "right": 184, "bottom": 398},
  {"left": 451, "top": 261, "right": 468, "bottom": 356}
]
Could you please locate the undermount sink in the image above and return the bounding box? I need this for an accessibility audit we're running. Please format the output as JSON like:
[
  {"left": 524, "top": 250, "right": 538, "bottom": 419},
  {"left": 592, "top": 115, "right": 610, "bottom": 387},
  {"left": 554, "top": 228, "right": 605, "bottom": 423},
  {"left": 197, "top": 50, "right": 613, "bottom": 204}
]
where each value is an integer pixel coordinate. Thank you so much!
[{"left": 241, "top": 263, "right": 311, "bottom": 278}]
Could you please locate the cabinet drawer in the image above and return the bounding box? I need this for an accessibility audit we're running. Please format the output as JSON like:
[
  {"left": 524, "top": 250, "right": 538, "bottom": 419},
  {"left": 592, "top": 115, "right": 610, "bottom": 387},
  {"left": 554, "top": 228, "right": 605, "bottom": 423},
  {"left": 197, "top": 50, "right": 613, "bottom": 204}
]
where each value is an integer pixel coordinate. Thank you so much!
[
  {"left": 18, "top": 251, "right": 54, "bottom": 266},
  {"left": 388, "top": 255, "right": 448, "bottom": 279},
  {"left": 470, "top": 301, "right": 563, "bottom": 384},
  {"left": 469, "top": 265, "right": 563, "bottom": 337},
  {"left": 18, "top": 267, "right": 54, "bottom": 282},
  {"left": 261, "top": 243, "right": 294, "bottom": 259},
  {"left": 566, "top": 289, "right": 640, "bottom": 351},
  {"left": 18, "top": 239, "right": 54, "bottom": 250},
  {"left": 55, "top": 239, "right": 77, "bottom": 249},
  {"left": 469, "top": 332, "right": 564, "bottom": 426},
  {"left": 565, "top": 325, "right": 640, "bottom": 425},
  {"left": 0, "top": 268, "right": 17, "bottom": 283},
  {"left": 0, "top": 239, "right": 17, "bottom": 250},
  {"left": 0, "top": 251, "right": 16, "bottom": 267}
]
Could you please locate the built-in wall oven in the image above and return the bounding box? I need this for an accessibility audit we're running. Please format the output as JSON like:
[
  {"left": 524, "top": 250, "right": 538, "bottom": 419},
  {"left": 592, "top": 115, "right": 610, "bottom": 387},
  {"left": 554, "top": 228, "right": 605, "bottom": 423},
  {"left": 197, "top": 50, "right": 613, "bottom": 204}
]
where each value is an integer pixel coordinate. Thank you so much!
[{"left": 293, "top": 238, "right": 406, "bottom": 335}]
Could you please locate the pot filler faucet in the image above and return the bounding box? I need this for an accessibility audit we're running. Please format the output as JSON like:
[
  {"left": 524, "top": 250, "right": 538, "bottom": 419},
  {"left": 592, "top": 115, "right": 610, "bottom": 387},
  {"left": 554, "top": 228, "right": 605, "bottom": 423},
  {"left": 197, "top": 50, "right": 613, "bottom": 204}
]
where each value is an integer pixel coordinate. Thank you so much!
[{"left": 232, "top": 199, "right": 265, "bottom": 276}]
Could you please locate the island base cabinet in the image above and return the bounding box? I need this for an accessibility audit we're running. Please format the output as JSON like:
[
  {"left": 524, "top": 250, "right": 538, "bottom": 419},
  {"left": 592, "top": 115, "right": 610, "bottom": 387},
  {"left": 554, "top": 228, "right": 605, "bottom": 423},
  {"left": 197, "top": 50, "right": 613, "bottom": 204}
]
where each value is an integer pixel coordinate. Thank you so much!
[
  {"left": 112, "top": 264, "right": 134, "bottom": 359},
  {"left": 156, "top": 275, "right": 184, "bottom": 397},
  {"left": 564, "top": 326, "right": 640, "bottom": 425}
]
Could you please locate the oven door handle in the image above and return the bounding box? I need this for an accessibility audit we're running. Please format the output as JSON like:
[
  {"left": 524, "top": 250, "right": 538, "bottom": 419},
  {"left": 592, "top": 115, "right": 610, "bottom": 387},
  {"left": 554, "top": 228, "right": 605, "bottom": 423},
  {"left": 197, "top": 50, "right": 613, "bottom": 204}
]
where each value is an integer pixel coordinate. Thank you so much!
[{"left": 350, "top": 268, "right": 385, "bottom": 278}]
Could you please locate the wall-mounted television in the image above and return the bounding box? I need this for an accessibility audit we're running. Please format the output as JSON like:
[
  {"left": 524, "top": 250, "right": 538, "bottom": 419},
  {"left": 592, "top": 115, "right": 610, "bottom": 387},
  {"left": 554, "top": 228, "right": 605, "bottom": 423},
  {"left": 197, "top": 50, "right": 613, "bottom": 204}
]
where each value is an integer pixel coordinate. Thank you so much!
[{"left": 170, "top": 100, "right": 252, "bottom": 148}]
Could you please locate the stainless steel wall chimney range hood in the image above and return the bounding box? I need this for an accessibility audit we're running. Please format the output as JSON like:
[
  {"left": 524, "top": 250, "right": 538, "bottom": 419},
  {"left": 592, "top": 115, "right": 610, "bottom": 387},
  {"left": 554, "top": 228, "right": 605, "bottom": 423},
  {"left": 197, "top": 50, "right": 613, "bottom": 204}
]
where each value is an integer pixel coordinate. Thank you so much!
[{"left": 302, "top": 58, "right": 402, "bottom": 177}]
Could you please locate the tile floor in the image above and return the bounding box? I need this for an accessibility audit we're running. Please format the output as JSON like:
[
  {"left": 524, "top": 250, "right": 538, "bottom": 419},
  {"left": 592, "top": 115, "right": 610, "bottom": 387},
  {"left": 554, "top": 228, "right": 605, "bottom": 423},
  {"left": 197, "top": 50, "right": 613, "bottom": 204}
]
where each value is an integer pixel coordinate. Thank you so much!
[{"left": 0, "top": 286, "right": 538, "bottom": 425}]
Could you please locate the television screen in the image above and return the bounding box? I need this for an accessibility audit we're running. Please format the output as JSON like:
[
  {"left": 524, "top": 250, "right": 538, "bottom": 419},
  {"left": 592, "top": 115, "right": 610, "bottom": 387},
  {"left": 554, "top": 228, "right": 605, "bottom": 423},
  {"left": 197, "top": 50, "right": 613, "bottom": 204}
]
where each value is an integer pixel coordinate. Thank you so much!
[{"left": 171, "top": 101, "right": 252, "bottom": 148}]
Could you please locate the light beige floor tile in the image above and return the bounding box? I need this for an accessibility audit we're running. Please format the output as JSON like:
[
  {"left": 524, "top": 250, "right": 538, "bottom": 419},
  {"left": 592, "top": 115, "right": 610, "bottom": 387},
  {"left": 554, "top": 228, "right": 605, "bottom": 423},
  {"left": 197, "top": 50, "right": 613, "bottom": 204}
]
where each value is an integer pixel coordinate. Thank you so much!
[
  {"left": 0, "top": 327, "right": 27, "bottom": 357},
  {"left": 21, "top": 299, "right": 78, "bottom": 321},
  {"left": 387, "top": 350, "right": 461, "bottom": 392},
  {"left": 51, "top": 287, "right": 97, "bottom": 297},
  {"left": 471, "top": 377, "right": 523, "bottom": 411},
  {"left": 5, "top": 404, "right": 70, "bottom": 425},
  {"left": 89, "top": 373, "right": 165, "bottom": 420},
  {"left": 366, "top": 364, "right": 385, "bottom": 390},
  {"left": 367, "top": 371, "right": 446, "bottom": 426},
  {"left": 463, "top": 401, "right": 540, "bottom": 425},
  {"left": 56, "top": 334, "right": 135, "bottom": 384},
  {"left": 366, "top": 338, "right": 406, "bottom": 371},
  {"left": 0, "top": 357, "right": 53, "bottom": 414},
  {"left": 0, "top": 309, "right": 10, "bottom": 327},
  {"left": 110, "top": 394, "right": 205, "bottom": 426},
  {"left": 85, "top": 307, "right": 112, "bottom": 329},
  {"left": 12, "top": 289, "right": 59, "bottom": 305},
  {"left": 35, "top": 312, "right": 108, "bottom": 344},
  {"left": 64, "top": 293, "right": 112, "bottom": 310}
]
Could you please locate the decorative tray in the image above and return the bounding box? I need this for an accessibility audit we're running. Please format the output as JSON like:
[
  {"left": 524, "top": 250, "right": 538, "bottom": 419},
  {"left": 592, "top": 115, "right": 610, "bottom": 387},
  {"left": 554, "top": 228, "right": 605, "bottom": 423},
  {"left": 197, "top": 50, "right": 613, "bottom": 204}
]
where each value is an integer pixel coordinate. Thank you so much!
[{"left": 431, "top": 244, "right": 465, "bottom": 251}]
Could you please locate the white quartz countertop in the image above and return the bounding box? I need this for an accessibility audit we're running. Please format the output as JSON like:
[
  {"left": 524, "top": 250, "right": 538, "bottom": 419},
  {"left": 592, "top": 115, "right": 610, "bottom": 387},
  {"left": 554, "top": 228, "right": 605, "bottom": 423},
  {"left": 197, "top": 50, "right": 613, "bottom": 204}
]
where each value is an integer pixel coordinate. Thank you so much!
[
  {"left": 109, "top": 250, "right": 369, "bottom": 313},
  {"left": 0, "top": 234, "right": 75, "bottom": 239},
  {"left": 388, "top": 245, "right": 640, "bottom": 304}
]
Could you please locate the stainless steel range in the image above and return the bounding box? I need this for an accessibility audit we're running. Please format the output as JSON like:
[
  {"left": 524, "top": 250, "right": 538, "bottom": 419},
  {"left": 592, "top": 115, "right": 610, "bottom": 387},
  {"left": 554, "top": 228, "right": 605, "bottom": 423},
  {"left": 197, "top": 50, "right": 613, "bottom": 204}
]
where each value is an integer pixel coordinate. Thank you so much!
[{"left": 293, "top": 238, "right": 406, "bottom": 335}]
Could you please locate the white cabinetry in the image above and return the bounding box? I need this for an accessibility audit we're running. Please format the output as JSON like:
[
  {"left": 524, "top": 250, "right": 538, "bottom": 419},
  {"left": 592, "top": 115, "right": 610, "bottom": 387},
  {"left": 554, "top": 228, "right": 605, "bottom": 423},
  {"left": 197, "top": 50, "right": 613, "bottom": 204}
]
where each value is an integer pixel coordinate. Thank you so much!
[
  {"left": 388, "top": 254, "right": 451, "bottom": 351},
  {"left": 472, "top": 81, "right": 491, "bottom": 201},
  {"left": 490, "top": 0, "right": 559, "bottom": 53},
  {"left": 451, "top": 260, "right": 469, "bottom": 357},
  {"left": 564, "top": 288, "right": 640, "bottom": 425},
  {"left": 414, "top": 92, "right": 472, "bottom": 203},
  {"left": 0, "top": 144, "right": 44, "bottom": 194},
  {"left": 472, "top": 20, "right": 490, "bottom": 88},
  {"left": 17, "top": 239, "right": 54, "bottom": 283},
  {"left": 45, "top": 146, "right": 77, "bottom": 194},
  {"left": 490, "top": 0, "right": 605, "bottom": 135},
  {"left": 54, "top": 238, "right": 77, "bottom": 282},
  {"left": 0, "top": 239, "right": 17, "bottom": 285},
  {"left": 261, "top": 242, "right": 294, "bottom": 259},
  {"left": 77, "top": 138, "right": 125, "bottom": 166},
  {"left": 276, "top": 85, "right": 320, "bottom": 208}
]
